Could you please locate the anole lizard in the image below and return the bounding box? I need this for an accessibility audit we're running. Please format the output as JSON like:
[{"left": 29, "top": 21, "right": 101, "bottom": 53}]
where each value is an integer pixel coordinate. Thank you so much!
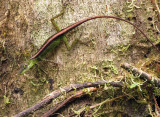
[{"left": 19, "top": 16, "right": 159, "bottom": 74}]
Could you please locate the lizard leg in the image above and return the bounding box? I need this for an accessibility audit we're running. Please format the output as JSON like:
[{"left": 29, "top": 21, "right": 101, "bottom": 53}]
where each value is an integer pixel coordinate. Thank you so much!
[
  {"left": 51, "top": 6, "right": 90, "bottom": 51},
  {"left": 50, "top": 6, "right": 65, "bottom": 32}
]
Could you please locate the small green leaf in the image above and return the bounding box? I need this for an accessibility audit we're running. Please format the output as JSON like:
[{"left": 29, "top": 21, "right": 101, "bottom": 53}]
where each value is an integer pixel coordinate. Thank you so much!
[
  {"left": 3, "top": 96, "right": 10, "bottom": 104},
  {"left": 130, "top": 84, "right": 137, "bottom": 89}
]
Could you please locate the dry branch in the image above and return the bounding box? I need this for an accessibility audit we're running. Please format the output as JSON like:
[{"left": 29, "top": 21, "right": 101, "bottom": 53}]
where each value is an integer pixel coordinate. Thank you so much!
[
  {"left": 42, "top": 88, "right": 127, "bottom": 117},
  {"left": 41, "top": 87, "right": 97, "bottom": 117},
  {"left": 14, "top": 80, "right": 123, "bottom": 117},
  {"left": 121, "top": 63, "right": 160, "bottom": 86}
]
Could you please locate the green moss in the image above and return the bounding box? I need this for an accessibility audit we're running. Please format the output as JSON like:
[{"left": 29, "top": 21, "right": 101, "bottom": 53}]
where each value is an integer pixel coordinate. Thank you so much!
[
  {"left": 154, "top": 87, "right": 160, "bottom": 96},
  {"left": 3, "top": 96, "right": 11, "bottom": 105}
]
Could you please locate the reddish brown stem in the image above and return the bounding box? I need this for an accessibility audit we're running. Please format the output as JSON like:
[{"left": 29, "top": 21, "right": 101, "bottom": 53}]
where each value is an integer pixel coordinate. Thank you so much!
[
  {"left": 153, "top": 95, "right": 160, "bottom": 114},
  {"left": 41, "top": 87, "right": 97, "bottom": 117}
]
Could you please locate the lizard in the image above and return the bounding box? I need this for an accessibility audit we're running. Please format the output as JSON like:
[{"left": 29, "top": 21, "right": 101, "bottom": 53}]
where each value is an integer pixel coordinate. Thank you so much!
[
  {"left": 19, "top": 16, "right": 159, "bottom": 74},
  {"left": 19, "top": 7, "right": 83, "bottom": 74}
]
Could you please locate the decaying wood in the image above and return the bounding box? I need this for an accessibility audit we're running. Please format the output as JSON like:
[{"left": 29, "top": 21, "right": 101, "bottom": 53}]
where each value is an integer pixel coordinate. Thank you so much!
[
  {"left": 121, "top": 63, "right": 160, "bottom": 86},
  {"left": 14, "top": 80, "right": 123, "bottom": 117},
  {"left": 41, "top": 87, "right": 97, "bottom": 117}
]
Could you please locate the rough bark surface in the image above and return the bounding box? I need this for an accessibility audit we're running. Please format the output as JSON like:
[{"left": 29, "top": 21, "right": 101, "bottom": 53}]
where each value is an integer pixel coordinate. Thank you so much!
[{"left": 0, "top": 0, "right": 159, "bottom": 116}]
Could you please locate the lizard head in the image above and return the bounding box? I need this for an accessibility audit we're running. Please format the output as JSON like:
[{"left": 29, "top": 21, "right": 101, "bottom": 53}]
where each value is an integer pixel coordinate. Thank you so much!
[{"left": 19, "top": 59, "right": 38, "bottom": 74}]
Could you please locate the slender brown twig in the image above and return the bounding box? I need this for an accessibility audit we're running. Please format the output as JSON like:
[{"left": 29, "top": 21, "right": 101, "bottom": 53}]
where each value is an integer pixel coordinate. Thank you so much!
[
  {"left": 14, "top": 80, "right": 123, "bottom": 117},
  {"left": 90, "top": 94, "right": 127, "bottom": 109},
  {"left": 121, "top": 63, "right": 160, "bottom": 86},
  {"left": 153, "top": 95, "right": 160, "bottom": 114},
  {"left": 42, "top": 90, "right": 127, "bottom": 117},
  {"left": 41, "top": 87, "right": 97, "bottom": 117}
]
